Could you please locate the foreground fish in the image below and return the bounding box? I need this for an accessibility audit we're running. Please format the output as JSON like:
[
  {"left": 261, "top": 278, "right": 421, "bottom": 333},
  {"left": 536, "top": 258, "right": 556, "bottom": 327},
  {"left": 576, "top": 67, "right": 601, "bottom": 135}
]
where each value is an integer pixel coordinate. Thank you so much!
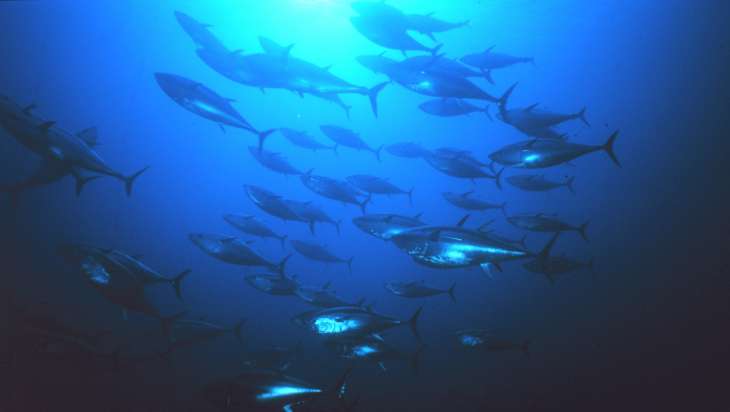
[
  {"left": 506, "top": 174, "right": 575, "bottom": 194},
  {"left": 154, "top": 73, "right": 275, "bottom": 148},
  {"left": 385, "top": 141, "right": 430, "bottom": 158},
  {"left": 245, "top": 270, "right": 300, "bottom": 296},
  {"left": 189, "top": 233, "right": 290, "bottom": 270},
  {"left": 346, "top": 174, "right": 413, "bottom": 204},
  {"left": 419, "top": 98, "right": 491, "bottom": 118},
  {"left": 320, "top": 125, "right": 383, "bottom": 161},
  {"left": 326, "top": 336, "right": 426, "bottom": 373},
  {"left": 352, "top": 213, "right": 426, "bottom": 240},
  {"left": 456, "top": 329, "right": 531, "bottom": 357},
  {"left": 224, "top": 214, "right": 287, "bottom": 249},
  {"left": 300, "top": 171, "right": 371, "bottom": 214},
  {"left": 442, "top": 191, "right": 506, "bottom": 213},
  {"left": 202, "top": 368, "right": 351, "bottom": 411},
  {"left": 489, "top": 131, "right": 620, "bottom": 168},
  {"left": 405, "top": 13, "right": 469, "bottom": 41},
  {"left": 0, "top": 96, "right": 148, "bottom": 196},
  {"left": 295, "top": 306, "right": 422, "bottom": 340},
  {"left": 283, "top": 199, "right": 341, "bottom": 235},
  {"left": 278, "top": 128, "right": 336, "bottom": 152},
  {"left": 507, "top": 213, "right": 589, "bottom": 242},
  {"left": 385, "top": 280, "right": 456, "bottom": 303},
  {"left": 245, "top": 184, "right": 304, "bottom": 222},
  {"left": 290, "top": 240, "right": 353, "bottom": 273}
]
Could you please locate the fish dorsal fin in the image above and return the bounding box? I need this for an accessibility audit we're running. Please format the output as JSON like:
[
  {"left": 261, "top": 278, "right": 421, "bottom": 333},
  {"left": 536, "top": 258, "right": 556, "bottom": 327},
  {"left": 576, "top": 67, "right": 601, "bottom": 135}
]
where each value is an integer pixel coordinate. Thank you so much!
[
  {"left": 39, "top": 121, "right": 56, "bottom": 132},
  {"left": 76, "top": 127, "right": 98, "bottom": 147},
  {"left": 525, "top": 103, "right": 539, "bottom": 112},
  {"left": 22, "top": 103, "right": 36, "bottom": 114},
  {"left": 456, "top": 214, "right": 470, "bottom": 227},
  {"left": 461, "top": 191, "right": 473, "bottom": 198}
]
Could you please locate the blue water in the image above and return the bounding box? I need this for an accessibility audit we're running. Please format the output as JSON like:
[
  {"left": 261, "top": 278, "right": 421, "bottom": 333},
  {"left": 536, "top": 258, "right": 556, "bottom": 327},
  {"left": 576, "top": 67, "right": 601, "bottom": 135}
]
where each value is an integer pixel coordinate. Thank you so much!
[{"left": 2, "top": 1, "right": 728, "bottom": 411}]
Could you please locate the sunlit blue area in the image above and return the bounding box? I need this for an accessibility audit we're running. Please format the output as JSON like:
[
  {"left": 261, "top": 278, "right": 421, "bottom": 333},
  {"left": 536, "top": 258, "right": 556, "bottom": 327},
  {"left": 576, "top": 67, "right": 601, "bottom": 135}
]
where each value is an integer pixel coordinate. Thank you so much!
[
  {"left": 256, "top": 385, "right": 321, "bottom": 400},
  {"left": 353, "top": 344, "right": 378, "bottom": 357}
]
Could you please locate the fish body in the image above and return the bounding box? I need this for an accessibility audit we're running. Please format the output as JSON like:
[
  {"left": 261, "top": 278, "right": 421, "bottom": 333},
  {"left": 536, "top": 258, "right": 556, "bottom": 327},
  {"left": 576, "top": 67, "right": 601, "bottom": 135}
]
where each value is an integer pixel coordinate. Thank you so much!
[{"left": 352, "top": 213, "right": 426, "bottom": 240}]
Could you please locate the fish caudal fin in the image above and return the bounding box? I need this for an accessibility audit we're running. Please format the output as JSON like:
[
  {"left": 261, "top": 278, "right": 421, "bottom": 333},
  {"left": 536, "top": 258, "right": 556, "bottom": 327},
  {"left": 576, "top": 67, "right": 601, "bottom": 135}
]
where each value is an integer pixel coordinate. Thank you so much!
[
  {"left": 483, "top": 104, "right": 493, "bottom": 121},
  {"left": 277, "top": 254, "right": 292, "bottom": 275},
  {"left": 124, "top": 166, "right": 149, "bottom": 197},
  {"left": 232, "top": 318, "right": 246, "bottom": 345},
  {"left": 565, "top": 176, "right": 576, "bottom": 195},
  {"left": 430, "top": 43, "right": 443, "bottom": 56},
  {"left": 407, "top": 307, "right": 423, "bottom": 340},
  {"left": 170, "top": 269, "right": 192, "bottom": 301},
  {"left": 367, "top": 82, "right": 388, "bottom": 117},
  {"left": 536, "top": 233, "right": 560, "bottom": 274},
  {"left": 447, "top": 283, "right": 456, "bottom": 303},
  {"left": 74, "top": 175, "right": 102, "bottom": 196},
  {"left": 374, "top": 144, "right": 384, "bottom": 162},
  {"left": 494, "top": 167, "right": 504, "bottom": 190},
  {"left": 577, "top": 107, "right": 590, "bottom": 126},
  {"left": 407, "top": 187, "right": 414, "bottom": 206},
  {"left": 481, "top": 68, "right": 495, "bottom": 85},
  {"left": 410, "top": 344, "right": 427, "bottom": 375},
  {"left": 498, "top": 82, "right": 518, "bottom": 108},
  {"left": 603, "top": 130, "right": 620, "bottom": 167},
  {"left": 346, "top": 257, "right": 354, "bottom": 274},
  {"left": 279, "top": 234, "right": 288, "bottom": 250},
  {"left": 359, "top": 193, "right": 371, "bottom": 215},
  {"left": 257, "top": 128, "right": 277, "bottom": 150},
  {"left": 577, "top": 220, "right": 589, "bottom": 242}
]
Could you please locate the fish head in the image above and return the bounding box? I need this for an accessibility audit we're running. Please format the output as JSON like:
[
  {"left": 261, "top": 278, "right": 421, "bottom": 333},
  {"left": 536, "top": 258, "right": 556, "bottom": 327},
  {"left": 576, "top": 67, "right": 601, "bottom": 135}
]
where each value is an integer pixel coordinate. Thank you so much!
[
  {"left": 188, "top": 233, "right": 222, "bottom": 253},
  {"left": 154, "top": 72, "right": 192, "bottom": 99},
  {"left": 174, "top": 11, "right": 203, "bottom": 33}
]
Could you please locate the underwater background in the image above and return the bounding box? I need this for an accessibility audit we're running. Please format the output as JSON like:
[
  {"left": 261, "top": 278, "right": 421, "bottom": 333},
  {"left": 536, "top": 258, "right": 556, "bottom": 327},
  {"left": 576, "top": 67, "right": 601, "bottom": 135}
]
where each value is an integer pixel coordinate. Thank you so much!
[{"left": 1, "top": 0, "right": 729, "bottom": 411}]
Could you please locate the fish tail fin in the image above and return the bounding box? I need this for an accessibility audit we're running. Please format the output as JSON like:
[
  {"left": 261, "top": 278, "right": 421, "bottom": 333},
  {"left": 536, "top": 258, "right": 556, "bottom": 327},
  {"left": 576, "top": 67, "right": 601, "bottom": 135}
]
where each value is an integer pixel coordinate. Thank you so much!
[
  {"left": 309, "top": 220, "right": 316, "bottom": 235},
  {"left": 500, "top": 202, "right": 508, "bottom": 217},
  {"left": 171, "top": 269, "right": 192, "bottom": 301},
  {"left": 346, "top": 256, "right": 354, "bottom": 274},
  {"left": 426, "top": 32, "right": 437, "bottom": 42},
  {"left": 603, "top": 130, "right": 620, "bottom": 167},
  {"left": 536, "top": 233, "right": 560, "bottom": 273},
  {"left": 430, "top": 43, "right": 443, "bottom": 56},
  {"left": 410, "top": 344, "right": 427, "bottom": 375},
  {"left": 74, "top": 175, "right": 102, "bottom": 197},
  {"left": 343, "top": 104, "right": 352, "bottom": 120},
  {"left": 327, "top": 367, "right": 353, "bottom": 400},
  {"left": 279, "top": 234, "right": 288, "bottom": 250},
  {"left": 123, "top": 166, "right": 149, "bottom": 197},
  {"left": 566, "top": 176, "right": 576, "bottom": 195},
  {"left": 374, "top": 144, "right": 384, "bottom": 162},
  {"left": 518, "top": 234, "right": 529, "bottom": 250},
  {"left": 332, "top": 144, "right": 339, "bottom": 155},
  {"left": 483, "top": 104, "right": 493, "bottom": 121},
  {"left": 367, "top": 82, "right": 388, "bottom": 117},
  {"left": 335, "top": 220, "right": 342, "bottom": 236},
  {"left": 495, "top": 167, "right": 504, "bottom": 190},
  {"left": 522, "top": 340, "right": 531, "bottom": 358},
  {"left": 159, "top": 310, "right": 187, "bottom": 340},
  {"left": 232, "top": 318, "right": 246, "bottom": 345},
  {"left": 498, "top": 82, "right": 518, "bottom": 108},
  {"left": 277, "top": 254, "right": 292, "bottom": 275},
  {"left": 482, "top": 68, "right": 495, "bottom": 85},
  {"left": 407, "top": 187, "right": 414, "bottom": 206},
  {"left": 257, "top": 128, "right": 277, "bottom": 151},
  {"left": 407, "top": 306, "right": 423, "bottom": 340},
  {"left": 359, "top": 193, "right": 371, "bottom": 215},
  {"left": 578, "top": 220, "right": 589, "bottom": 242},
  {"left": 447, "top": 282, "right": 456, "bottom": 303},
  {"left": 577, "top": 107, "right": 590, "bottom": 126}
]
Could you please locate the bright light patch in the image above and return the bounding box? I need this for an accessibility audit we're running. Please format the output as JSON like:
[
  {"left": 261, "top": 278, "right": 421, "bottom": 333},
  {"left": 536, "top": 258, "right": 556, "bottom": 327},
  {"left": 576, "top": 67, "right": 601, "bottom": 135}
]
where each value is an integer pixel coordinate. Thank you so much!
[
  {"left": 353, "top": 344, "right": 377, "bottom": 357},
  {"left": 81, "top": 258, "right": 110, "bottom": 285},
  {"left": 256, "top": 385, "right": 321, "bottom": 400},
  {"left": 460, "top": 335, "right": 483, "bottom": 347},
  {"left": 523, "top": 153, "right": 540, "bottom": 163},
  {"left": 313, "top": 316, "right": 359, "bottom": 334}
]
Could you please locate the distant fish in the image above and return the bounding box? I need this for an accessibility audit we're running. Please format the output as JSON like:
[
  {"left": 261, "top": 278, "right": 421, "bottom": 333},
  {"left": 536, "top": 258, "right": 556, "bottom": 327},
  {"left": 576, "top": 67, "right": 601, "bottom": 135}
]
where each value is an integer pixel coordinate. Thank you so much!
[
  {"left": 294, "top": 306, "right": 422, "bottom": 340},
  {"left": 247, "top": 146, "right": 303, "bottom": 176},
  {"left": 461, "top": 46, "right": 535, "bottom": 73},
  {"left": 442, "top": 191, "right": 506, "bottom": 213},
  {"left": 223, "top": 214, "right": 287, "bottom": 249},
  {"left": 385, "top": 141, "right": 430, "bottom": 159},
  {"left": 419, "top": 98, "right": 491, "bottom": 118},
  {"left": 325, "top": 336, "right": 425, "bottom": 373},
  {"left": 506, "top": 174, "right": 575, "bottom": 194},
  {"left": 405, "top": 13, "right": 469, "bottom": 41},
  {"left": 290, "top": 239, "right": 353, "bottom": 273},
  {"left": 424, "top": 151, "right": 503, "bottom": 188},
  {"left": 244, "top": 185, "right": 304, "bottom": 222},
  {"left": 507, "top": 213, "right": 589, "bottom": 242},
  {"left": 300, "top": 171, "right": 371, "bottom": 214},
  {"left": 385, "top": 280, "right": 456, "bottom": 303},
  {"left": 154, "top": 73, "right": 275, "bottom": 148},
  {"left": 346, "top": 174, "right": 413, "bottom": 205},
  {"left": 319, "top": 125, "right": 383, "bottom": 160},
  {"left": 283, "top": 199, "right": 341, "bottom": 235},
  {"left": 278, "top": 128, "right": 336, "bottom": 152},
  {"left": 295, "top": 283, "right": 364, "bottom": 308},
  {"left": 188, "top": 233, "right": 291, "bottom": 270},
  {"left": 352, "top": 213, "right": 426, "bottom": 240},
  {"left": 245, "top": 270, "right": 300, "bottom": 296},
  {"left": 456, "top": 329, "right": 531, "bottom": 358},
  {"left": 523, "top": 253, "right": 594, "bottom": 284}
]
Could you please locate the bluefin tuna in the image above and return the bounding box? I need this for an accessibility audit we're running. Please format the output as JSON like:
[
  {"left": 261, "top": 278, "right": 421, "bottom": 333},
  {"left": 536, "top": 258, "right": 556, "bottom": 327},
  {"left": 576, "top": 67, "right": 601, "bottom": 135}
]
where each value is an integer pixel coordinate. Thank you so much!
[
  {"left": 278, "top": 128, "right": 336, "bottom": 152},
  {"left": 247, "top": 146, "right": 303, "bottom": 176},
  {"left": 320, "top": 125, "right": 383, "bottom": 160},
  {"left": 461, "top": 46, "right": 535, "bottom": 73},
  {"left": 456, "top": 329, "right": 531, "bottom": 357},
  {"left": 406, "top": 13, "right": 469, "bottom": 41},
  {"left": 442, "top": 191, "right": 506, "bottom": 213},
  {"left": 385, "top": 280, "right": 456, "bottom": 303},
  {"left": 419, "top": 98, "right": 491, "bottom": 118},
  {"left": 507, "top": 213, "right": 589, "bottom": 242},
  {"left": 283, "top": 199, "right": 341, "bottom": 235},
  {"left": 352, "top": 213, "right": 426, "bottom": 240},
  {"left": 223, "top": 214, "right": 287, "bottom": 249},
  {"left": 290, "top": 239, "right": 353, "bottom": 273},
  {"left": 244, "top": 185, "right": 304, "bottom": 222},
  {"left": 300, "top": 171, "right": 371, "bottom": 214},
  {"left": 346, "top": 174, "right": 413, "bottom": 205},
  {"left": 295, "top": 306, "right": 422, "bottom": 340},
  {"left": 188, "top": 233, "right": 291, "bottom": 270},
  {"left": 507, "top": 174, "right": 575, "bottom": 194},
  {"left": 489, "top": 131, "right": 620, "bottom": 168}
]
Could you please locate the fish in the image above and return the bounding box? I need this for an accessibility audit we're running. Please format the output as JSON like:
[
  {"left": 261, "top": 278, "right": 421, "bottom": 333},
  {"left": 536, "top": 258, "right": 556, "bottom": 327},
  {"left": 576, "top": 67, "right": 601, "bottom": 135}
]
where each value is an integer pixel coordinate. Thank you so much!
[
  {"left": 154, "top": 73, "right": 275, "bottom": 148},
  {"left": 173, "top": 10, "right": 227, "bottom": 53},
  {"left": 351, "top": 15, "right": 442, "bottom": 56},
  {"left": 325, "top": 336, "right": 426, "bottom": 373},
  {"left": 188, "top": 233, "right": 291, "bottom": 270},
  {"left": 282, "top": 199, "right": 341, "bottom": 235},
  {"left": 278, "top": 128, "right": 337, "bottom": 152},
  {"left": 352, "top": 213, "right": 426, "bottom": 240},
  {"left": 290, "top": 239, "right": 353, "bottom": 273},
  {"left": 352, "top": 1, "right": 408, "bottom": 26},
  {"left": 346, "top": 174, "right": 413, "bottom": 204},
  {"left": 356, "top": 53, "right": 401, "bottom": 77},
  {"left": 0, "top": 158, "right": 101, "bottom": 205},
  {"left": 385, "top": 280, "right": 456, "bottom": 303},
  {"left": 244, "top": 184, "right": 304, "bottom": 222},
  {"left": 319, "top": 125, "right": 383, "bottom": 160},
  {"left": 241, "top": 341, "right": 303, "bottom": 371},
  {"left": 432, "top": 147, "right": 490, "bottom": 167},
  {"left": 385, "top": 141, "right": 430, "bottom": 158},
  {"left": 442, "top": 191, "right": 506, "bottom": 213},
  {"left": 295, "top": 306, "right": 422, "bottom": 340},
  {"left": 300, "top": 171, "right": 371, "bottom": 214},
  {"left": 489, "top": 131, "right": 620, "bottom": 169},
  {"left": 423, "top": 151, "right": 503, "bottom": 188},
  {"left": 523, "top": 253, "right": 594, "bottom": 284},
  {"left": 247, "top": 146, "right": 303, "bottom": 176},
  {"left": 461, "top": 46, "right": 535, "bottom": 72},
  {"left": 476, "top": 220, "right": 529, "bottom": 251},
  {"left": 507, "top": 213, "right": 589, "bottom": 242},
  {"left": 295, "top": 283, "right": 364, "bottom": 308},
  {"left": 419, "top": 98, "right": 491, "bottom": 118},
  {"left": 506, "top": 174, "right": 575, "bottom": 194},
  {"left": 201, "top": 368, "right": 351, "bottom": 411},
  {"left": 223, "top": 214, "right": 287, "bottom": 249},
  {"left": 0, "top": 97, "right": 148, "bottom": 196},
  {"left": 245, "top": 270, "right": 301, "bottom": 296},
  {"left": 390, "top": 67, "right": 498, "bottom": 101},
  {"left": 164, "top": 317, "right": 246, "bottom": 354},
  {"left": 456, "top": 329, "right": 531, "bottom": 357},
  {"left": 405, "top": 13, "right": 469, "bottom": 41}
]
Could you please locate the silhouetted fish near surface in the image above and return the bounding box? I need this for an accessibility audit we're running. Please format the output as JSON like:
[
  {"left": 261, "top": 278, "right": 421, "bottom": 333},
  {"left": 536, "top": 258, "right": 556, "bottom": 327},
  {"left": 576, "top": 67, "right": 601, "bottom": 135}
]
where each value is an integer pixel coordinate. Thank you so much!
[
  {"left": 300, "top": 171, "right": 371, "bottom": 214},
  {"left": 244, "top": 184, "right": 304, "bottom": 222},
  {"left": 174, "top": 10, "right": 227, "bottom": 53},
  {"left": 489, "top": 131, "right": 620, "bottom": 169},
  {"left": 296, "top": 306, "right": 422, "bottom": 340},
  {"left": 385, "top": 280, "right": 456, "bottom": 303},
  {"left": 507, "top": 174, "right": 575, "bottom": 194},
  {"left": 189, "top": 233, "right": 291, "bottom": 270},
  {"left": 154, "top": 73, "right": 275, "bottom": 148},
  {"left": 351, "top": 15, "right": 442, "bottom": 56},
  {"left": 456, "top": 329, "right": 531, "bottom": 358},
  {"left": 283, "top": 199, "right": 341, "bottom": 235},
  {"left": 247, "top": 146, "right": 303, "bottom": 176},
  {"left": 405, "top": 13, "right": 469, "bottom": 41},
  {"left": 419, "top": 98, "right": 491, "bottom": 118},
  {"left": 400, "top": 54, "right": 491, "bottom": 82},
  {"left": 385, "top": 141, "right": 430, "bottom": 158},
  {"left": 346, "top": 174, "right": 413, "bottom": 205},
  {"left": 245, "top": 269, "right": 300, "bottom": 296},
  {"left": 320, "top": 124, "right": 383, "bottom": 160},
  {"left": 442, "top": 191, "right": 506, "bottom": 213},
  {"left": 278, "top": 128, "right": 337, "bottom": 152},
  {"left": 223, "top": 214, "right": 287, "bottom": 249},
  {"left": 353, "top": 213, "right": 426, "bottom": 240},
  {"left": 508, "top": 213, "right": 589, "bottom": 242},
  {"left": 424, "top": 151, "right": 503, "bottom": 188},
  {"left": 325, "top": 336, "right": 426, "bottom": 373},
  {"left": 290, "top": 239, "right": 353, "bottom": 273}
]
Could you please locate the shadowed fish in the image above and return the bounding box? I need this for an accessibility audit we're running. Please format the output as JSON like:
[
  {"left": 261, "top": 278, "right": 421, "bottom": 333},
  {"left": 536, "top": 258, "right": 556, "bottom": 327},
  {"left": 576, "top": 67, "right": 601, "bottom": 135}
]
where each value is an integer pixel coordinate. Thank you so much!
[
  {"left": 351, "top": 15, "right": 441, "bottom": 56},
  {"left": 300, "top": 171, "right": 371, "bottom": 214},
  {"left": 223, "top": 214, "right": 287, "bottom": 249},
  {"left": 154, "top": 73, "right": 275, "bottom": 148},
  {"left": 283, "top": 199, "right": 341, "bottom": 235},
  {"left": 244, "top": 184, "right": 304, "bottom": 222},
  {"left": 295, "top": 305, "right": 422, "bottom": 340},
  {"left": 242, "top": 341, "right": 303, "bottom": 371},
  {"left": 189, "top": 233, "right": 291, "bottom": 270},
  {"left": 385, "top": 141, "right": 430, "bottom": 158},
  {"left": 346, "top": 174, "right": 413, "bottom": 204},
  {"left": 247, "top": 146, "right": 302, "bottom": 176},
  {"left": 96, "top": 249, "right": 190, "bottom": 301},
  {"left": 456, "top": 329, "right": 531, "bottom": 358},
  {"left": 295, "top": 283, "right": 364, "bottom": 308},
  {"left": 352, "top": 213, "right": 426, "bottom": 240},
  {"left": 507, "top": 174, "right": 575, "bottom": 194},
  {"left": 385, "top": 280, "right": 456, "bottom": 303},
  {"left": 290, "top": 239, "right": 353, "bottom": 273},
  {"left": 405, "top": 13, "right": 469, "bottom": 41},
  {"left": 174, "top": 10, "right": 227, "bottom": 53},
  {"left": 325, "top": 336, "right": 426, "bottom": 373},
  {"left": 442, "top": 191, "right": 506, "bottom": 213},
  {"left": 320, "top": 125, "right": 383, "bottom": 160},
  {"left": 419, "top": 98, "right": 491, "bottom": 118},
  {"left": 524, "top": 253, "right": 594, "bottom": 284},
  {"left": 164, "top": 317, "right": 246, "bottom": 353},
  {"left": 245, "top": 269, "right": 300, "bottom": 296},
  {"left": 278, "top": 128, "right": 336, "bottom": 152},
  {"left": 424, "top": 151, "right": 503, "bottom": 188},
  {"left": 0, "top": 158, "right": 101, "bottom": 205},
  {"left": 508, "top": 213, "right": 589, "bottom": 242}
]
